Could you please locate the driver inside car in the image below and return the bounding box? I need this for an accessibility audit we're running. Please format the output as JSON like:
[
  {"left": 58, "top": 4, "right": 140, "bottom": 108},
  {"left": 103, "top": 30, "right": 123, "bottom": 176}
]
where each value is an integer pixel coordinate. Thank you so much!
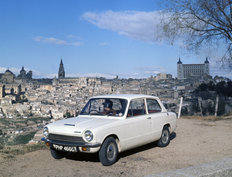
[{"left": 102, "top": 100, "right": 116, "bottom": 116}]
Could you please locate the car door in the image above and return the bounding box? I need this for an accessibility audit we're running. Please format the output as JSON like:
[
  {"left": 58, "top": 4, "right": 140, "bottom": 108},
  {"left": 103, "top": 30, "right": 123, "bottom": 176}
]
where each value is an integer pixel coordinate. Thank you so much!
[
  {"left": 146, "top": 98, "right": 166, "bottom": 140},
  {"left": 122, "top": 98, "right": 152, "bottom": 150}
]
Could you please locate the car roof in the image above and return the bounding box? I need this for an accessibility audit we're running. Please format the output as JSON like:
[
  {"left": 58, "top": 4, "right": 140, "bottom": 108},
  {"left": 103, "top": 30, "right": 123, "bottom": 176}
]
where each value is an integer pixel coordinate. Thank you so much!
[{"left": 90, "top": 94, "right": 159, "bottom": 100}]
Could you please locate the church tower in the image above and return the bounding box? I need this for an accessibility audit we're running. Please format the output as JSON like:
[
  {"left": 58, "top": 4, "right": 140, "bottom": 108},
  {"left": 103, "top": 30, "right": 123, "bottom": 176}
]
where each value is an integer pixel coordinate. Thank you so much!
[
  {"left": 177, "top": 58, "right": 184, "bottom": 80},
  {"left": 204, "top": 57, "right": 210, "bottom": 75},
  {"left": 58, "top": 59, "right": 65, "bottom": 79}
]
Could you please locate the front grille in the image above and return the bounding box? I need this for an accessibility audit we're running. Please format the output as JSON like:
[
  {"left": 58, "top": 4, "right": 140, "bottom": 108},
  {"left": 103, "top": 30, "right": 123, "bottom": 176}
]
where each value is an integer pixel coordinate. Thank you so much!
[{"left": 48, "top": 134, "right": 85, "bottom": 143}]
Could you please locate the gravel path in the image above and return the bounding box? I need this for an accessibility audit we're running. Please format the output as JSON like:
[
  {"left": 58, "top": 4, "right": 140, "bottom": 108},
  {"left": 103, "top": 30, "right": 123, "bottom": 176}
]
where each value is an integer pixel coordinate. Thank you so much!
[{"left": 1, "top": 118, "right": 232, "bottom": 177}]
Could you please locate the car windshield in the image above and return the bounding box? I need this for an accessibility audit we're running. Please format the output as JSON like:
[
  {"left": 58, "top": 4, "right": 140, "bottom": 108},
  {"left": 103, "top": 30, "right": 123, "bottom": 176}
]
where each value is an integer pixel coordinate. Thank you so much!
[{"left": 80, "top": 98, "right": 128, "bottom": 117}]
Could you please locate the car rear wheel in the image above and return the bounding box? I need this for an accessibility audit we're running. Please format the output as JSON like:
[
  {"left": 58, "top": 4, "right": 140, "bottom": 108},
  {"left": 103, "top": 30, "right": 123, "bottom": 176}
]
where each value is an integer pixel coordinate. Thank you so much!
[
  {"left": 157, "top": 126, "right": 170, "bottom": 147},
  {"left": 50, "top": 149, "right": 64, "bottom": 159},
  {"left": 99, "top": 137, "right": 118, "bottom": 166}
]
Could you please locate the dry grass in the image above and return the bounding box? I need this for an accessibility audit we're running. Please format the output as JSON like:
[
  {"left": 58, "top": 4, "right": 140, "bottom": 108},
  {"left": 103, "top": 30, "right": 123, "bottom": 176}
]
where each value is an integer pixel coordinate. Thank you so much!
[{"left": 0, "top": 142, "right": 47, "bottom": 160}]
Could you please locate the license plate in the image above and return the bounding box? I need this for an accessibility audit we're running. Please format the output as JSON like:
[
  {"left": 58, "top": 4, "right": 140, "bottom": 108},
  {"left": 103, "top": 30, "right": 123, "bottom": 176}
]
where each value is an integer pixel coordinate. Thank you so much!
[{"left": 52, "top": 144, "right": 78, "bottom": 152}]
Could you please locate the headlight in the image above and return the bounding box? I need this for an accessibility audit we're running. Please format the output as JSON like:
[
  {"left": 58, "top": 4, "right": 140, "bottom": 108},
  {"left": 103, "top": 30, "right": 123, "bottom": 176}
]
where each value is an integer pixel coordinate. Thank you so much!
[
  {"left": 43, "top": 127, "right": 49, "bottom": 138},
  {"left": 84, "top": 130, "right": 93, "bottom": 142}
]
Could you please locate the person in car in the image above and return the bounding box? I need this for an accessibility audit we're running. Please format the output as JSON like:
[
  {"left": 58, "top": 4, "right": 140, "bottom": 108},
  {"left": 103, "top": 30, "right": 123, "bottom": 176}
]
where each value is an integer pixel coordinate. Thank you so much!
[{"left": 103, "top": 100, "right": 116, "bottom": 116}]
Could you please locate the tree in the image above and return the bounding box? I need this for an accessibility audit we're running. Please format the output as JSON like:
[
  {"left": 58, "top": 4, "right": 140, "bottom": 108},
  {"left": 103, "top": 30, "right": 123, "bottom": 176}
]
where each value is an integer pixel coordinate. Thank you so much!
[
  {"left": 215, "top": 81, "right": 226, "bottom": 95},
  {"left": 225, "top": 80, "right": 232, "bottom": 96},
  {"left": 159, "top": 0, "right": 232, "bottom": 68}
]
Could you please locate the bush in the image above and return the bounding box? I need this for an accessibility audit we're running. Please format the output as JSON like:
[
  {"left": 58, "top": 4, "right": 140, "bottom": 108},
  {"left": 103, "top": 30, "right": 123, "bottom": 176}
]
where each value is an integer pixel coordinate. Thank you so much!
[
  {"left": 195, "top": 80, "right": 232, "bottom": 97},
  {"left": 181, "top": 106, "right": 188, "bottom": 116},
  {"left": 9, "top": 131, "right": 36, "bottom": 145},
  {"left": 0, "top": 136, "right": 10, "bottom": 149},
  {"left": 217, "top": 99, "right": 226, "bottom": 116}
]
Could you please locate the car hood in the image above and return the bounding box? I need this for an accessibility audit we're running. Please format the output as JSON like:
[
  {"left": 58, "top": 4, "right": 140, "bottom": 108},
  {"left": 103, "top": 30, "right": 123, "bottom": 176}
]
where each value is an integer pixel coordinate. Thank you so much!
[{"left": 47, "top": 116, "right": 118, "bottom": 136}]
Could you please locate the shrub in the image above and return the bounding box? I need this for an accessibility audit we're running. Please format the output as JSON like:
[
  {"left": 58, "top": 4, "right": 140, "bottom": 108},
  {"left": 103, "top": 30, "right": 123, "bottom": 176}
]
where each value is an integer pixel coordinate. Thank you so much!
[{"left": 9, "top": 131, "right": 36, "bottom": 145}]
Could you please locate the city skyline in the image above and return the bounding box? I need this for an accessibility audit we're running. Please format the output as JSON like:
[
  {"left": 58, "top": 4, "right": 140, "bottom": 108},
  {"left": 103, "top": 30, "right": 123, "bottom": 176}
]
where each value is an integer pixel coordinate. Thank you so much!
[{"left": 0, "top": 0, "right": 231, "bottom": 79}]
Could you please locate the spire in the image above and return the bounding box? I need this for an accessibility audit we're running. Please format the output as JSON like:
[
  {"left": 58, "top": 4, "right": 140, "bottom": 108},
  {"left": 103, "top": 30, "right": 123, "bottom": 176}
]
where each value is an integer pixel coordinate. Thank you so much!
[
  {"left": 177, "top": 57, "right": 182, "bottom": 64},
  {"left": 205, "top": 57, "right": 209, "bottom": 64},
  {"left": 58, "top": 58, "right": 65, "bottom": 79}
]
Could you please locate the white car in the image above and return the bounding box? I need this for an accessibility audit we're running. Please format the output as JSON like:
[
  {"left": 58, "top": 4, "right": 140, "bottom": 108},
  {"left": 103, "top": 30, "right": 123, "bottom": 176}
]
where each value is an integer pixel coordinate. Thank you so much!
[{"left": 42, "top": 94, "right": 177, "bottom": 166}]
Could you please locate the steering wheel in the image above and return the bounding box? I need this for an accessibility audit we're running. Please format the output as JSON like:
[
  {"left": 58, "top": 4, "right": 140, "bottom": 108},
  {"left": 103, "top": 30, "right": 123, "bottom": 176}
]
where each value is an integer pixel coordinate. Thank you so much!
[{"left": 90, "top": 109, "right": 101, "bottom": 115}]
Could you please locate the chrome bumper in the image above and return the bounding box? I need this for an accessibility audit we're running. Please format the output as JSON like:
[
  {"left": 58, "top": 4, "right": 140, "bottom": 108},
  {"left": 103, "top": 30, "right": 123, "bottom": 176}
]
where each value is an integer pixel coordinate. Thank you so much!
[{"left": 41, "top": 137, "right": 101, "bottom": 148}]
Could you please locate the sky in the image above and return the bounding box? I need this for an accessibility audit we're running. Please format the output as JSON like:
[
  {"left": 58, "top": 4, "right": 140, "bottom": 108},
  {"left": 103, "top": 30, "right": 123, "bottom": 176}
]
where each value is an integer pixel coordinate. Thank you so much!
[{"left": 0, "top": 0, "right": 231, "bottom": 79}]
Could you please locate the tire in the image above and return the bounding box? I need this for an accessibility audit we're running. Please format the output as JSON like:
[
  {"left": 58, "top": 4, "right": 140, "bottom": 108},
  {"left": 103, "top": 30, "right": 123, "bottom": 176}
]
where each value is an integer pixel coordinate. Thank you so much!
[
  {"left": 50, "top": 149, "right": 64, "bottom": 159},
  {"left": 157, "top": 126, "right": 170, "bottom": 147},
  {"left": 99, "top": 137, "right": 118, "bottom": 166}
]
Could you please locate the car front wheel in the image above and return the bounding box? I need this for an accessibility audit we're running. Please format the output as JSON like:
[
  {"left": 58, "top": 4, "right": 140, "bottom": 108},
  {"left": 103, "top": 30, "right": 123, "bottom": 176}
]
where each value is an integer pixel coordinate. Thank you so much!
[
  {"left": 99, "top": 137, "right": 118, "bottom": 166},
  {"left": 50, "top": 149, "right": 64, "bottom": 159},
  {"left": 157, "top": 126, "right": 170, "bottom": 147}
]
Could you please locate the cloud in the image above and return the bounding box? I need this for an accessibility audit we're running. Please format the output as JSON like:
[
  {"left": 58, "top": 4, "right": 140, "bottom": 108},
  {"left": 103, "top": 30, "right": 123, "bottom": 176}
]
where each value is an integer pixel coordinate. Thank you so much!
[
  {"left": 33, "top": 36, "right": 66, "bottom": 45},
  {"left": 67, "top": 35, "right": 81, "bottom": 40},
  {"left": 35, "top": 65, "right": 167, "bottom": 79},
  {"left": 82, "top": 10, "right": 163, "bottom": 42},
  {"left": 33, "top": 36, "right": 83, "bottom": 46},
  {"left": 99, "top": 42, "right": 110, "bottom": 46},
  {"left": 136, "top": 66, "right": 166, "bottom": 75},
  {"left": 0, "top": 66, "right": 55, "bottom": 79},
  {"left": 66, "top": 73, "right": 116, "bottom": 79},
  {"left": 0, "top": 66, "right": 160, "bottom": 79},
  {"left": 0, "top": 67, "right": 21, "bottom": 74},
  {"left": 0, "top": 66, "right": 40, "bottom": 78}
]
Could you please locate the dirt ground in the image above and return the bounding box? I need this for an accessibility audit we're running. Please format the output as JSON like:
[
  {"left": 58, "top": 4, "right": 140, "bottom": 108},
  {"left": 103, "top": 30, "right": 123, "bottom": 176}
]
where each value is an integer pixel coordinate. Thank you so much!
[{"left": 0, "top": 118, "right": 232, "bottom": 177}]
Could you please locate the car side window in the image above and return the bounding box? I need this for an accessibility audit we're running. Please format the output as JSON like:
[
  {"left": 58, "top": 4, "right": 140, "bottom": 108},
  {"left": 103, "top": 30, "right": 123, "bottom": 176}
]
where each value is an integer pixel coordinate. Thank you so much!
[
  {"left": 146, "top": 99, "right": 162, "bottom": 113},
  {"left": 127, "top": 98, "right": 146, "bottom": 117}
]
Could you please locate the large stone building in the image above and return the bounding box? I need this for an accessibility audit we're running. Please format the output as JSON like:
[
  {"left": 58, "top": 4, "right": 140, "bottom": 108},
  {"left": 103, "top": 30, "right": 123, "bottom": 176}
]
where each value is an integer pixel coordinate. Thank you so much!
[
  {"left": 0, "top": 67, "right": 32, "bottom": 104},
  {"left": 177, "top": 58, "right": 210, "bottom": 80},
  {"left": 0, "top": 67, "right": 32, "bottom": 84},
  {"left": 154, "top": 73, "right": 172, "bottom": 81},
  {"left": 56, "top": 59, "right": 101, "bottom": 88},
  {"left": 17, "top": 66, "right": 32, "bottom": 82},
  {"left": 0, "top": 69, "right": 15, "bottom": 84},
  {"left": 0, "top": 83, "right": 22, "bottom": 104}
]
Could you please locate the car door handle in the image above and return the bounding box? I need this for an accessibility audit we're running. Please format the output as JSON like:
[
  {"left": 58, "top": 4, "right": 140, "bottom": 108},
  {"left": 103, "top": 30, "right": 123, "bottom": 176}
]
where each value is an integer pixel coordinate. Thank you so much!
[{"left": 147, "top": 117, "right": 151, "bottom": 119}]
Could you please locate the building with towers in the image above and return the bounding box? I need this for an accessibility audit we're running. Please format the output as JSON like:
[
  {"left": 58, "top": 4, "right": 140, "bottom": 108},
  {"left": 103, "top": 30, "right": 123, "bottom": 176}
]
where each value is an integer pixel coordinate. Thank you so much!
[
  {"left": 177, "top": 58, "right": 210, "bottom": 80},
  {"left": 0, "top": 69, "right": 15, "bottom": 84},
  {"left": 0, "top": 67, "right": 33, "bottom": 104},
  {"left": 58, "top": 59, "right": 65, "bottom": 79},
  {"left": 17, "top": 66, "right": 32, "bottom": 82},
  {"left": 54, "top": 59, "right": 101, "bottom": 88}
]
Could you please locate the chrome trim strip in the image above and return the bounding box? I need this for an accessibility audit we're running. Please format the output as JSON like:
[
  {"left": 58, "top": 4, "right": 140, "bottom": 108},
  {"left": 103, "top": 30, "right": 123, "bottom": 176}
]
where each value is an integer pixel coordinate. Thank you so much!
[{"left": 64, "top": 124, "right": 75, "bottom": 126}]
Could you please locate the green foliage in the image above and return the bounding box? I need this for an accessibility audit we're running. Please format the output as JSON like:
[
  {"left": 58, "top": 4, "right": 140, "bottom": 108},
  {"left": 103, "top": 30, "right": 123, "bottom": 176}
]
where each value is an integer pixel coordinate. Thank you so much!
[
  {"left": 0, "top": 118, "right": 10, "bottom": 125},
  {"left": 0, "top": 136, "right": 10, "bottom": 149},
  {"left": 202, "top": 103, "right": 215, "bottom": 116},
  {"left": 65, "top": 111, "right": 72, "bottom": 118},
  {"left": 9, "top": 131, "right": 36, "bottom": 145},
  {"left": 181, "top": 107, "right": 188, "bottom": 116},
  {"left": 26, "top": 117, "right": 50, "bottom": 123},
  {"left": 190, "top": 101, "right": 200, "bottom": 115},
  {"left": 217, "top": 99, "right": 226, "bottom": 116},
  {"left": 195, "top": 80, "right": 232, "bottom": 97},
  {"left": 193, "top": 80, "right": 232, "bottom": 116},
  {"left": 0, "top": 143, "right": 4, "bottom": 150}
]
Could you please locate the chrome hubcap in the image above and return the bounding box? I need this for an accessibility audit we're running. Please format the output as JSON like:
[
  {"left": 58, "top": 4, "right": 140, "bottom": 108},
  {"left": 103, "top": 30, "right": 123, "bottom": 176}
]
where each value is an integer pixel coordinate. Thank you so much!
[
  {"left": 106, "top": 143, "right": 116, "bottom": 161},
  {"left": 162, "top": 129, "right": 169, "bottom": 144}
]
